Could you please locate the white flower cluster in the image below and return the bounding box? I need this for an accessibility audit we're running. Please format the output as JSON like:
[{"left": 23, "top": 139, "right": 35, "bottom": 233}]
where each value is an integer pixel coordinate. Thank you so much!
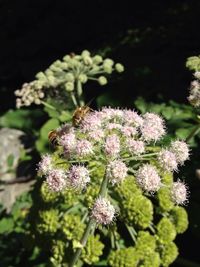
[{"left": 38, "top": 108, "right": 190, "bottom": 225}]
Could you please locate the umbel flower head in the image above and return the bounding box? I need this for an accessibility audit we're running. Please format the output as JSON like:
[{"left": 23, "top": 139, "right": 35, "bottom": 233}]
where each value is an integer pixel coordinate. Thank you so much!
[
  {"left": 68, "top": 165, "right": 90, "bottom": 190},
  {"left": 135, "top": 164, "right": 161, "bottom": 193},
  {"left": 91, "top": 197, "right": 115, "bottom": 225},
  {"left": 171, "top": 180, "right": 188, "bottom": 205},
  {"left": 46, "top": 169, "right": 67, "bottom": 192},
  {"left": 36, "top": 107, "right": 190, "bottom": 267},
  {"left": 106, "top": 160, "right": 128, "bottom": 185},
  {"left": 15, "top": 50, "right": 124, "bottom": 108}
]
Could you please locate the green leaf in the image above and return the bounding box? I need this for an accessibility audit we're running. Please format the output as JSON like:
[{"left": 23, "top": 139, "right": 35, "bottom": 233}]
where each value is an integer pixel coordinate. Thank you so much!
[
  {"left": 0, "top": 218, "right": 14, "bottom": 233},
  {"left": 59, "top": 110, "right": 72, "bottom": 122},
  {"left": 134, "top": 97, "right": 147, "bottom": 113},
  {"left": 0, "top": 109, "right": 44, "bottom": 131},
  {"left": 36, "top": 118, "right": 59, "bottom": 153},
  {"left": 175, "top": 128, "right": 192, "bottom": 139},
  {"left": 7, "top": 154, "right": 14, "bottom": 167}
]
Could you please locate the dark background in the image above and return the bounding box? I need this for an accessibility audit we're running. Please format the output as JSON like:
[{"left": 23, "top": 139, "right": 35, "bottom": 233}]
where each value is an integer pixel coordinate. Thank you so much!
[
  {"left": 0, "top": 0, "right": 200, "bottom": 112},
  {"left": 0, "top": 0, "right": 200, "bottom": 266}
]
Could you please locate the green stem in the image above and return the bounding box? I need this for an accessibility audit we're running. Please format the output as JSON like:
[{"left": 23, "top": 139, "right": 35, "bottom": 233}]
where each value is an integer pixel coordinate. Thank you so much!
[
  {"left": 125, "top": 224, "right": 136, "bottom": 243},
  {"left": 69, "top": 175, "right": 108, "bottom": 267},
  {"left": 40, "top": 100, "right": 57, "bottom": 110},
  {"left": 70, "top": 92, "right": 78, "bottom": 108},
  {"left": 76, "top": 80, "right": 85, "bottom": 106},
  {"left": 186, "top": 124, "right": 200, "bottom": 143}
]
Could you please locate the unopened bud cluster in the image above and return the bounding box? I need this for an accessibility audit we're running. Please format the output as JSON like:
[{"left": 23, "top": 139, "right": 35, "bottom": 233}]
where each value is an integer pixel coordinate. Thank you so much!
[
  {"left": 188, "top": 72, "right": 200, "bottom": 107},
  {"left": 15, "top": 50, "right": 124, "bottom": 108}
]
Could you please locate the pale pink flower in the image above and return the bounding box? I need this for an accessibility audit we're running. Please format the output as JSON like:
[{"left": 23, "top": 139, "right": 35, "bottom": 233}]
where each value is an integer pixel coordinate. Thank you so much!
[
  {"left": 38, "top": 154, "right": 52, "bottom": 175},
  {"left": 170, "top": 141, "right": 189, "bottom": 165},
  {"left": 60, "top": 132, "right": 76, "bottom": 154},
  {"left": 121, "top": 126, "right": 137, "bottom": 137},
  {"left": 68, "top": 165, "right": 90, "bottom": 189},
  {"left": 135, "top": 164, "right": 161, "bottom": 192},
  {"left": 126, "top": 139, "right": 145, "bottom": 155},
  {"left": 76, "top": 140, "right": 93, "bottom": 157},
  {"left": 81, "top": 112, "right": 102, "bottom": 132},
  {"left": 104, "top": 134, "right": 120, "bottom": 157},
  {"left": 106, "top": 160, "right": 128, "bottom": 185},
  {"left": 140, "top": 113, "right": 166, "bottom": 142},
  {"left": 100, "top": 107, "right": 123, "bottom": 122},
  {"left": 107, "top": 123, "right": 122, "bottom": 130},
  {"left": 88, "top": 129, "right": 105, "bottom": 142},
  {"left": 171, "top": 180, "right": 188, "bottom": 205},
  {"left": 123, "top": 110, "right": 143, "bottom": 127},
  {"left": 91, "top": 197, "right": 115, "bottom": 225},
  {"left": 57, "top": 123, "right": 72, "bottom": 136},
  {"left": 158, "top": 149, "right": 178, "bottom": 172},
  {"left": 46, "top": 169, "right": 67, "bottom": 192}
]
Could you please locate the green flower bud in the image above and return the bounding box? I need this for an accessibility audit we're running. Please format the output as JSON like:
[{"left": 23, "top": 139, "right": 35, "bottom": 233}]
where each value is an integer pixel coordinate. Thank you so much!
[
  {"left": 108, "top": 247, "right": 139, "bottom": 267},
  {"left": 141, "top": 252, "right": 161, "bottom": 267},
  {"left": 115, "top": 175, "right": 142, "bottom": 200},
  {"left": 40, "top": 182, "right": 58, "bottom": 203},
  {"left": 93, "top": 55, "right": 103, "bottom": 64},
  {"left": 62, "top": 214, "right": 85, "bottom": 241},
  {"left": 157, "top": 187, "right": 174, "bottom": 212},
  {"left": 37, "top": 209, "right": 59, "bottom": 234},
  {"left": 83, "top": 55, "right": 93, "bottom": 65},
  {"left": 81, "top": 235, "right": 104, "bottom": 265},
  {"left": 103, "top": 64, "right": 113, "bottom": 74},
  {"left": 47, "top": 76, "right": 57, "bottom": 87},
  {"left": 170, "top": 206, "right": 188, "bottom": 234},
  {"left": 136, "top": 231, "right": 156, "bottom": 256},
  {"left": 115, "top": 63, "right": 124, "bottom": 73},
  {"left": 35, "top": 72, "right": 46, "bottom": 81},
  {"left": 49, "top": 65, "right": 62, "bottom": 72},
  {"left": 162, "top": 173, "right": 173, "bottom": 185},
  {"left": 53, "top": 60, "right": 62, "bottom": 67},
  {"left": 186, "top": 56, "right": 200, "bottom": 71},
  {"left": 61, "top": 188, "right": 79, "bottom": 207},
  {"left": 98, "top": 76, "right": 107, "bottom": 85},
  {"left": 122, "top": 195, "right": 153, "bottom": 229},
  {"left": 84, "top": 184, "right": 99, "bottom": 208},
  {"left": 60, "top": 62, "right": 69, "bottom": 70},
  {"left": 64, "top": 82, "right": 74, "bottom": 92},
  {"left": 81, "top": 50, "right": 91, "bottom": 57},
  {"left": 65, "top": 73, "right": 75, "bottom": 82},
  {"left": 104, "top": 58, "right": 114, "bottom": 66},
  {"left": 78, "top": 74, "right": 88, "bottom": 83},
  {"left": 63, "top": 55, "right": 71, "bottom": 62},
  {"left": 160, "top": 242, "right": 178, "bottom": 267},
  {"left": 157, "top": 217, "right": 176, "bottom": 244},
  {"left": 45, "top": 69, "right": 54, "bottom": 77},
  {"left": 50, "top": 240, "right": 65, "bottom": 266}
]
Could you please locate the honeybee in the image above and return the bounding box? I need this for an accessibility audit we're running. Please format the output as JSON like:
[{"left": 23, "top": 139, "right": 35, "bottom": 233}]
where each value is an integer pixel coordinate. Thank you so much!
[
  {"left": 48, "top": 124, "right": 71, "bottom": 147},
  {"left": 48, "top": 130, "right": 59, "bottom": 147},
  {"left": 72, "top": 105, "right": 92, "bottom": 127}
]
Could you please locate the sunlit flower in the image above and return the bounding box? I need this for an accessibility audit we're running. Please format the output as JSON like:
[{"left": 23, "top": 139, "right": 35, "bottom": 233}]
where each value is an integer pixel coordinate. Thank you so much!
[
  {"left": 170, "top": 141, "right": 189, "bottom": 165},
  {"left": 46, "top": 169, "right": 67, "bottom": 192},
  {"left": 158, "top": 150, "right": 178, "bottom": 172},
  {"left": 106, "top": 160, "right": 128, "bottom": 185},
  {"left": 38, "top": 154, "right": 52, "bottom": 175},
  {"left": 104, "top": 134, "right": 120, "bottom": 157},
  {"left": 171, "top": 180, "right": 188, "bottom": 205},
  {"left": 135, "top": 164, "right": 161, "bottom": 192},
  {"left": 91, "top": 197, "right": 115, "bottom": 225},
  {"left": 126, "top": 139, "right": 145, "bottom": 155},
  {"left": 68, "top": 165, "right": 90, "bottom": 190}
]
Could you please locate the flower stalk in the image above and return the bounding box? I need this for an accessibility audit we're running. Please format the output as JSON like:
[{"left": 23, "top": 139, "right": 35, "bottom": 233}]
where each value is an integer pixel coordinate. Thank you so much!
[{"left": 69, "top": 175, "right": 109, "bottom": 267}]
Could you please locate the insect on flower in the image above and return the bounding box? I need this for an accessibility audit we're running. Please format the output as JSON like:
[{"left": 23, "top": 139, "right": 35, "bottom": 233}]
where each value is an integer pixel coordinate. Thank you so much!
[
  {"left": 72, "top": 99, "right": 94, "bottom": 127},
  {"left": 48, "top": 130, "right": 59, "bottom": 147}
]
